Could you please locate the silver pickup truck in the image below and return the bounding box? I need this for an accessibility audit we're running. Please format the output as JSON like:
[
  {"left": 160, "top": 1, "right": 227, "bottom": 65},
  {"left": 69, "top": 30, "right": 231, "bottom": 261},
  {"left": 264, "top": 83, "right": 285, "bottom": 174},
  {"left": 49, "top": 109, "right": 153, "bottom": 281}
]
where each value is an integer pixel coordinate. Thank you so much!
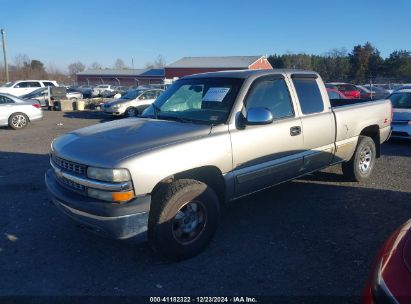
[{"left": 45, "top": 69, "right": 392, "bottom": 260}]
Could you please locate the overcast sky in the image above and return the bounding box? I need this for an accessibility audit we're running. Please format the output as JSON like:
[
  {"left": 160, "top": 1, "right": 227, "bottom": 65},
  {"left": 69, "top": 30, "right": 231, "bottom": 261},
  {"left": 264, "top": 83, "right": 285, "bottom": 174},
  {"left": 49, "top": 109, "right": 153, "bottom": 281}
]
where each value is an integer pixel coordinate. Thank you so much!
[{"left": 1, "top": 0, "right": 410, "bottom": 72}]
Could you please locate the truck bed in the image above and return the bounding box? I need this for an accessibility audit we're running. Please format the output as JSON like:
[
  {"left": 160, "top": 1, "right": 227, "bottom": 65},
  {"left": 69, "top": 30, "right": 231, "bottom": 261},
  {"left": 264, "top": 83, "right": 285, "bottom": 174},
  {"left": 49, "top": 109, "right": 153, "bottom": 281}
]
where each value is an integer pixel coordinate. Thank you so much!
[{"left": 330, "top": 98, "right": 380, "bottom": 108}]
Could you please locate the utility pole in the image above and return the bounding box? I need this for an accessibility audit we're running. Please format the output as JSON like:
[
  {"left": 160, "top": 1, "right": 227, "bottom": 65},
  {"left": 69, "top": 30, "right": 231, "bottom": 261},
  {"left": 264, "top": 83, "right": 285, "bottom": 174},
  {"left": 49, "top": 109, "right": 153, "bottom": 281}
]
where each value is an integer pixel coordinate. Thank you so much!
[{"left": 1, "top": 29, "right": 9, "bottom": 82}]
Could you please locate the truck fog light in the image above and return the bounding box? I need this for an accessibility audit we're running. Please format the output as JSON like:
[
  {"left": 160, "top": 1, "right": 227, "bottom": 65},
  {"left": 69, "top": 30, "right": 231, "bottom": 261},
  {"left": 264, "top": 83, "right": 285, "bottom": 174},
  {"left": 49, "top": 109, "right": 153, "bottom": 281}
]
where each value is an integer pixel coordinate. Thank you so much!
[{"left": 88, "top": 189, "right": 134, "bottom": 203}]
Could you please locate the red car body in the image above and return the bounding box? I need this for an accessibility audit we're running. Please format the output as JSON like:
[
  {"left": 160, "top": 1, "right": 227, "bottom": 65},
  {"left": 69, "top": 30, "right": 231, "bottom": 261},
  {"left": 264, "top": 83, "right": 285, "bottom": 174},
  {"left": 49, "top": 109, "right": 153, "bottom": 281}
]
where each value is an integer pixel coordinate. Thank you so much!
[
  {"left": 326, "top": 88, "right": 347, "bottom": 99},
  {"left": 363, "top": 219, "right": 411, "bottom": 304},
  {"left": 327, "top": 83, "right": 361, "bottom": 99}
]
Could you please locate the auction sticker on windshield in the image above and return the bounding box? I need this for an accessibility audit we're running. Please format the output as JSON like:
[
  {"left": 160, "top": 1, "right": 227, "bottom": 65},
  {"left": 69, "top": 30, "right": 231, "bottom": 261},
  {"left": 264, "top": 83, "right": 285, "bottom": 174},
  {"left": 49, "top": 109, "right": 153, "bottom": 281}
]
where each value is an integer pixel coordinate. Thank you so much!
[{"left": 202, "top": 87, "right": 230, "bottom": 102}]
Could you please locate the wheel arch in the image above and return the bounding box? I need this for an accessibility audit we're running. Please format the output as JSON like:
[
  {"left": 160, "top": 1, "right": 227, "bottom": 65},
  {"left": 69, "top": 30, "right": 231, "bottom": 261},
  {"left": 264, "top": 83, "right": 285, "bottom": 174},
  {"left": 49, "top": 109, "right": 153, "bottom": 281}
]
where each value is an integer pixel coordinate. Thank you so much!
[
  {"left": 151, "top": 166, "right": 226, "bottom": 205},
  {"left": 9, "top": 111, "right": 31, "bottom": 122},
  {"left": 359, "top": 125, "right": 380, "bottom": 158}
]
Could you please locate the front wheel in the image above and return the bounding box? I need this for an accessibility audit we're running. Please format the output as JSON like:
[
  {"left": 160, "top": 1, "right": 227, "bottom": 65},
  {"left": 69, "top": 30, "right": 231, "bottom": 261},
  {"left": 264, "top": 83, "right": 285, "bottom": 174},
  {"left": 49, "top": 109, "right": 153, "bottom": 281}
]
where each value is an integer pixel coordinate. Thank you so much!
[
  {"left": 342, "top": 136, "right": 376, "bottom": 182},
  {"left": 148, "top": 179, "right": 220, "bottom": 261},
  {"left": 9, "top": 113, "right": 29, "bottom": 130},
  {"left": 125, "top": 107, "right": 137, "bottom": 117}
]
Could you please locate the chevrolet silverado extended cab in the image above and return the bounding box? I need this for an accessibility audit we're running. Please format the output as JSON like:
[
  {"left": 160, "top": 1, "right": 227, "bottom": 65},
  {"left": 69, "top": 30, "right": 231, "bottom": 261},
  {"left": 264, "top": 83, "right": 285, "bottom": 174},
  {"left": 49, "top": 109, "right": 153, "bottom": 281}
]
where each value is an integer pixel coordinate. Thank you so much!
[{"left": 45, "top": 70, "right": 392, "bottom": 260}]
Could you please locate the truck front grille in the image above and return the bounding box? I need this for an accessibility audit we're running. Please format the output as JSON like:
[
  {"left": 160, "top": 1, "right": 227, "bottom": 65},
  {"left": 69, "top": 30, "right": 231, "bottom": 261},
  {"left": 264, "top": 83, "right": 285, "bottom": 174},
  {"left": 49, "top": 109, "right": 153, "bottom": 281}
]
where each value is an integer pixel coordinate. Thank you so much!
[
  {"left": 52, "top": 155, "right": 86, "bottom": 176},
  {"left": 58, "top": 176, "right": 86, "bottom": 192}
]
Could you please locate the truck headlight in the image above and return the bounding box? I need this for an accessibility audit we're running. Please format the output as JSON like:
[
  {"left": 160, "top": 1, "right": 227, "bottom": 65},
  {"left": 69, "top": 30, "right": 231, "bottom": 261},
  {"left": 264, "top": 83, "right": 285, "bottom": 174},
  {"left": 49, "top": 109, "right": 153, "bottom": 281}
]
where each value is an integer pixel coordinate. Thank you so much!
[{"left": 87, "top": 167, "right": 131, "bottom": 182}]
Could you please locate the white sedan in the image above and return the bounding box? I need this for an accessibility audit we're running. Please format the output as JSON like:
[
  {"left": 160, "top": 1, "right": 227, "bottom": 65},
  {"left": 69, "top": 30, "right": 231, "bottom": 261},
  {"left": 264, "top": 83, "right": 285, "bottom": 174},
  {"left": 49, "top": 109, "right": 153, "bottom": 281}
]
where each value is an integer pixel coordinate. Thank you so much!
[{"left": 0, "top": 93, "right": 43, "bottom": 130}]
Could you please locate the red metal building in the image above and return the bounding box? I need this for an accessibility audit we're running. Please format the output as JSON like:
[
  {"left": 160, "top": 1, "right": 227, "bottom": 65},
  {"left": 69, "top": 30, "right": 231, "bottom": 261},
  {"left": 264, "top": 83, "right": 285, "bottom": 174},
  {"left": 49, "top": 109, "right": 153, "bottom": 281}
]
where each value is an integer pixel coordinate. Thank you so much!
[{"left": 164, "top": 56, "right": 272, "bottom": 80}]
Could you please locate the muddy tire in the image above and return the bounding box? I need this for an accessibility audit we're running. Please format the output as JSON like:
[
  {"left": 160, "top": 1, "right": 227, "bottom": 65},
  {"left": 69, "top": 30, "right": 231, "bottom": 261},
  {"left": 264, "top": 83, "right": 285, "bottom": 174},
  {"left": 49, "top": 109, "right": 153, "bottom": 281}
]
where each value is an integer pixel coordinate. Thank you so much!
[{"left": 148, "top": 179, "right": 220, "bottom": 261}]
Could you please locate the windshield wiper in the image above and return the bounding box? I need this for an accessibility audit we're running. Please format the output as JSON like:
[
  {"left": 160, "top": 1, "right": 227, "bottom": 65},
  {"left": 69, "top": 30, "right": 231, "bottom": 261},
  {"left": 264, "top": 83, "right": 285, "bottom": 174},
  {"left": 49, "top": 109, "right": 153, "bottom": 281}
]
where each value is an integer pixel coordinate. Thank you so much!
[{"left": 157, "top": 115, "right": 208, "bottom": 125}]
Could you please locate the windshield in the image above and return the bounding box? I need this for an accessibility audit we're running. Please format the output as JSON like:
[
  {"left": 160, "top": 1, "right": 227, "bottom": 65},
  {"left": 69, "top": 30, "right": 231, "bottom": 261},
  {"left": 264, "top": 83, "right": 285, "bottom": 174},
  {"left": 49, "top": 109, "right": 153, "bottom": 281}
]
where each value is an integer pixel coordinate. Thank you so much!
[
  {"left": 3, "top": 82, "right": 15, "bottom": 87},
  {"left": 122, "top": 89, "right": 145, "bottom": 100},
  {"left": 23, "top": 87, "right": 46, "bottom": 98},
  {"left": 389, "top": 93, "right": 411, "bottom": 109},
  {"left": 142, "top": 77, "right": 244, "bottom": 124}
]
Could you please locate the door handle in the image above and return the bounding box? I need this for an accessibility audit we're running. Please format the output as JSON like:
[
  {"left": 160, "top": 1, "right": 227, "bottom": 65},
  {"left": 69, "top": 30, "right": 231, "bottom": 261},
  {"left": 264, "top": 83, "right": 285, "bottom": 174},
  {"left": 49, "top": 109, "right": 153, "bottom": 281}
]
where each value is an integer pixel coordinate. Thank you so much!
[{"left": 290, "top": 126, "right": 301, "bottom": 136}]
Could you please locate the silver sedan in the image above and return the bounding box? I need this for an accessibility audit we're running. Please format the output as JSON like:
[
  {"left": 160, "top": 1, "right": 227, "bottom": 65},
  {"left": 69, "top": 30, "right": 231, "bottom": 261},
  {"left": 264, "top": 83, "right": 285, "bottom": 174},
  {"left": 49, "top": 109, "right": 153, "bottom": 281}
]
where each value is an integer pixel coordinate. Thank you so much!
[
  {"left": 0, "top": 93, "right": 43, "bottom": 129},
  {"left": 388, "top": 89, "right": 411, "bottom": 139}
]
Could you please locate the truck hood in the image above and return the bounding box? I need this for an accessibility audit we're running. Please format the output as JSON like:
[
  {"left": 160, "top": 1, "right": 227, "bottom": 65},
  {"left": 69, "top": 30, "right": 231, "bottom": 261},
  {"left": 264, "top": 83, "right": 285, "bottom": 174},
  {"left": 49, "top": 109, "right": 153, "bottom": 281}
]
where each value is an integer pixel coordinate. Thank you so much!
[{"left": 52, "top": 118, "right": 212, "bottom": 167}]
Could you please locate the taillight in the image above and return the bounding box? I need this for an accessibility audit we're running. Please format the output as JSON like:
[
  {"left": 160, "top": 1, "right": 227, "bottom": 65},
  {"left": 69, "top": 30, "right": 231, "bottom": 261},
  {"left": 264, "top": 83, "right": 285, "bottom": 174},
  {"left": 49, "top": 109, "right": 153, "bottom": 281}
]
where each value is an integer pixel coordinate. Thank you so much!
[{"left": 32, "top": 103, "right": 40, "bottom": 109}]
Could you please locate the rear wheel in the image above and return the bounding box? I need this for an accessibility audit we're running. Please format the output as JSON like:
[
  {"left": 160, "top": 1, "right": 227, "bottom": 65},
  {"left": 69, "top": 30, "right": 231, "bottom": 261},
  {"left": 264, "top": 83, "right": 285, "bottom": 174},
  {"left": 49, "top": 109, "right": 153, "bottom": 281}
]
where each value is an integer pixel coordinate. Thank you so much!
[
  {"left": 9, "top": 113, "right": 29, "bottom": 130},
  {"left": 342, "top": 136, "right": 376, "bottom": 181},
  {"left": 148, "top": 179, "right": 220, "bottom": 261}
]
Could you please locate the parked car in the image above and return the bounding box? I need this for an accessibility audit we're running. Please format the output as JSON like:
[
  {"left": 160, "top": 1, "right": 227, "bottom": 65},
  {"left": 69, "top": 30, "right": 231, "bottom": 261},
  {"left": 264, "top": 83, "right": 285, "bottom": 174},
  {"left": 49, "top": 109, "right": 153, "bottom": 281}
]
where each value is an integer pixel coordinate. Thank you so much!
[
  {"left": 102, "top": 88, "right": 163, "bottom": 117},
  {"left": 0, "top": 93, "right": 43, "bottom": 129},
  {"left": 46, "top": 70, "right": 392, "bottom": 260},
  {"left": 388, "top": 89, "right": 411, "bottom": 139},
  {"left": 362, "top": 219, "right": 411, "bottom": 304},
  {"left": 22, "top": 87, "right": 83, "bottom": 107},
  {"left": 0, "top": 80, "right": 58, "bottom": 97},
  {"left": 93, "top": 84, "right": 115, "bottom": 97},
  {"left": 64, "top": 88, "right": 83, "bottom": 100},
  {"left": 75, "top": 85, "right": 94, "bottom": 99},
  {"left": 356, "top": 85, "right": 375, "bottom": 99},
  {"left": 327, "top": 82, "right": 361, "bottom": 99},
  {"left": 361, "top": 85, "right": 390, "bottom": 99},
  {"left": 100, "top": 86, "right": 130, "bottom": 98},
  {"left": 394, "top": 85, "right": 411, "bottom": 92},
  {"left": 326, "top": 88, "right": 346, "bottom": 99}
]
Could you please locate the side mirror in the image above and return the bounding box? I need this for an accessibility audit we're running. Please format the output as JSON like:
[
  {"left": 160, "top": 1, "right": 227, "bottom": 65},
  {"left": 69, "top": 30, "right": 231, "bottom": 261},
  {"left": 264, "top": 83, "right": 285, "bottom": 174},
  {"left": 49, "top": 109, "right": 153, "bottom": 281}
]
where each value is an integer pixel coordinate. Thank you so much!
[{"left": 245, "top": 107, "right": 273, "bottom": 125}]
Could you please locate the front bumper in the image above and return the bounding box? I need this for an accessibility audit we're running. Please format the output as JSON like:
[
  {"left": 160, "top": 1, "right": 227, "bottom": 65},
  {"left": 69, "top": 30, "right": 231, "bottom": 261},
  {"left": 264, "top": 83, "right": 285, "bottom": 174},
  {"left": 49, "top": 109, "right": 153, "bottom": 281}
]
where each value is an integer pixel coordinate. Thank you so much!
[
  {"left": 102, "top": 109, "right": 123, "bottom": 116},
  {"left": 45, "top": 169, "right": 150, "bottom": 241}
]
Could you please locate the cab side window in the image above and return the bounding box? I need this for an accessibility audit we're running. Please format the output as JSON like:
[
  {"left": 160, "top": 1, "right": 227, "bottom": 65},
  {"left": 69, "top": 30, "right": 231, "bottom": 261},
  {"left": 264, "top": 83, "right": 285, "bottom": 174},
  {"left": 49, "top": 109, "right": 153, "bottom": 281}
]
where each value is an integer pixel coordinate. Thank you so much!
[
  {"left": 245, "top": 78, "right": 294, "bottom": 119},
  {"left": 292, "top": 78, "right": 324, "bottom": 115}
]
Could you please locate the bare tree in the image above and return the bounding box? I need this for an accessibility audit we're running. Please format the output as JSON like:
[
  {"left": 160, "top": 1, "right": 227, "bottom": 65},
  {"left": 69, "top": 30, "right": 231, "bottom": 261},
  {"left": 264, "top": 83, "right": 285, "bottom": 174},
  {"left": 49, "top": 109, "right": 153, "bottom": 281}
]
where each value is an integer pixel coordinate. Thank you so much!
[
  {"left": 113, "top": 58, "right": 127, "bottom": 69},
  {"left": 89, "top": 62, "right": 102, "bottom": 70},
  {"left": 154, "top": 55, "right": 166, "bottom": 68},
  {"left": 14, "top": 53, "right": 31, "bottom": 68},
  {"left": 145, "top": 55, "right": 166, "bottom": 69},
  {"left": 144, "top": 62, "right": 155, "bottom": 69},
  {"left": 68, "top": 61, "right": 85, "bottom": 75},
  {"left": 13, "top": 54, "right": 31, "bottom": 79}
]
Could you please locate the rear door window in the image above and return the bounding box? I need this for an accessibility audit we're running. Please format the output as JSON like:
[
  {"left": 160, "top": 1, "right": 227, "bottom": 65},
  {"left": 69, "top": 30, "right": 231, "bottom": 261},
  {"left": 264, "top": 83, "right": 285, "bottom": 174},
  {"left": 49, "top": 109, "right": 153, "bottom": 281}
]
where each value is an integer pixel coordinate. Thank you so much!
[
  {"left": 292, "top": 78, "right": 324, "bottom": 115},
  {"left": 0, "top": 95, "right": 15, "bottom": 104},
  {"left": 43, "top": 82, "right": 55, "bottom": 87},
  {"left": 27, "top": 82, "right": 41, "bottom": 88}
]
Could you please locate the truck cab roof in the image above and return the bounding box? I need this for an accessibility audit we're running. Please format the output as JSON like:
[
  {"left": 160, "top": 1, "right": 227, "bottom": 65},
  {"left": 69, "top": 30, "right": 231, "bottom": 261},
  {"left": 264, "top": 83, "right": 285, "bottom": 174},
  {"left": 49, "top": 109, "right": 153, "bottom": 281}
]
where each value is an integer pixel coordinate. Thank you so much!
[{"left": 182, "top": 69, "right": 320, "bottom": 80}]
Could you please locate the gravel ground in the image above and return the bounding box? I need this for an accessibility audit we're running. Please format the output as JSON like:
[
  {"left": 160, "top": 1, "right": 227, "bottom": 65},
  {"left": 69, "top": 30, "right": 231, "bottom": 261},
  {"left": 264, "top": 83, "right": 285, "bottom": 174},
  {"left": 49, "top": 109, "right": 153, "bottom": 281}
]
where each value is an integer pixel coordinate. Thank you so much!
[{"left": 0, "top": 111, "right": 410, "bottom": 298}]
